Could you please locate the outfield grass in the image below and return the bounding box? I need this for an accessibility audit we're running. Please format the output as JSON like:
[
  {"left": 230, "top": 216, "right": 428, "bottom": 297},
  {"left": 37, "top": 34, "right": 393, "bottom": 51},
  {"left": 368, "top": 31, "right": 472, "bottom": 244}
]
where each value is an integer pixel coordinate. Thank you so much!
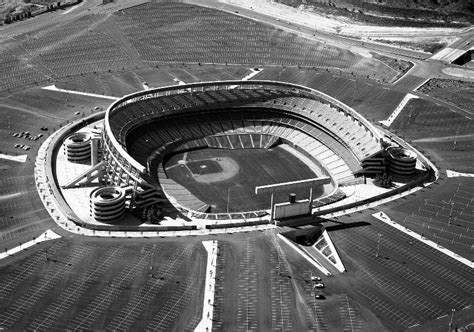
[{"left": 164, "top": 146, "right": 323, "bottom": 213}]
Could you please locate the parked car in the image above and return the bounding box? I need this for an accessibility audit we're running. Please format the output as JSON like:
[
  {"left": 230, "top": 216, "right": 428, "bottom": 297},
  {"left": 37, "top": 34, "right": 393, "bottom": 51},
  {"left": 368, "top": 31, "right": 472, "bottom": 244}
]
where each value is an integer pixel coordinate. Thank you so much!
[
  {"left": 311, "top": 276, "right": 321, "bottom": 281},
  {"left": 315, "top": 294, "right": 325, "bottom": 300},
  {"left": 314, "top": 283, "right": 325, "bottom": 289}
]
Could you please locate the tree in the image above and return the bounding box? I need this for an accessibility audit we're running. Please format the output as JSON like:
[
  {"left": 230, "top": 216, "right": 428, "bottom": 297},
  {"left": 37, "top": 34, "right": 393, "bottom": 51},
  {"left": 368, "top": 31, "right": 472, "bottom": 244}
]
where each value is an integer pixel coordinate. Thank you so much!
[{"left": 375, "top": 172, "right": 393, "bottom": 188}]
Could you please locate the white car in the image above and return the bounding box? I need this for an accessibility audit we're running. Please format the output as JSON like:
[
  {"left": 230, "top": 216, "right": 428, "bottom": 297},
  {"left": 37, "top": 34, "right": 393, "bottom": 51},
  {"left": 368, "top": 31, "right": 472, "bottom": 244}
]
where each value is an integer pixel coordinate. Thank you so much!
[
  {"left": 314, "top": 283, "right": 325, "bottom": 289},
  {"left": 311, "top": 276, "right": 321, "bottom": 281}
]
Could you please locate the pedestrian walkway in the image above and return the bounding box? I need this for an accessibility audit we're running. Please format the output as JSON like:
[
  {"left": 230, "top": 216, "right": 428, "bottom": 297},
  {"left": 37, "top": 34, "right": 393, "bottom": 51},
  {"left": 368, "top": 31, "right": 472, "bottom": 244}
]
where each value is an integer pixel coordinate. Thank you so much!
[
  {"left": 0, "top": 230, "right": 61, "bottom": 260},
  {"left": 446, "top": 170, "right": 474, "bottom": 178},
  {"left": 379, "top": 93, "right": 418, "bottom": 127},
  {"left": 241, "top": 67, "right": 262, "bottom": 81},
  {"left": 42, "top": 85, "right": 119, "bottom": 100},
  {"left": 194, "top": 240, "right": 218, "bottom": 332},
  {"left": 0, "top": 153, "right": 27, "bottom": 163}
]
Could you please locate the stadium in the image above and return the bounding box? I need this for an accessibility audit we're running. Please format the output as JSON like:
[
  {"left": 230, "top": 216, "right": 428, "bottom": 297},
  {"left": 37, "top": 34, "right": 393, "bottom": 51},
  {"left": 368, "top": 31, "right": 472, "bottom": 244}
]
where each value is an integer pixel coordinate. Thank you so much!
[
  {"left": 101, "top": 80, "right": 383, "bottom": 220},
  {"left": 0, "top": 1, "right": 473, "bottom": 331},
  {"left": 55, "top": 79, "right": 430, "bottom": 230}
]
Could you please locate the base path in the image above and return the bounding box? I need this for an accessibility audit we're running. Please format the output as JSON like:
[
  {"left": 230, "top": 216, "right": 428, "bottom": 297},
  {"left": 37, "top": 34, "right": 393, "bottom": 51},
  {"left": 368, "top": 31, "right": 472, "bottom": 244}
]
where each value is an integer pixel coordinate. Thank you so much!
[{"left": 192, "top": 157, "right": 239, "bottom": 184}]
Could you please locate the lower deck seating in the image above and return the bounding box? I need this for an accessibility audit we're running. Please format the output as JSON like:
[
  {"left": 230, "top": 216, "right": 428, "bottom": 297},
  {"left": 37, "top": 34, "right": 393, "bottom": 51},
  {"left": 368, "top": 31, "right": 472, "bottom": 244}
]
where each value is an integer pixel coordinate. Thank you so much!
[
  {"left": 158, "top": 164, "right": 209, "bottom": 212},
  {"left": 127, "top": 107, "right": 363, "bottom": 184}
]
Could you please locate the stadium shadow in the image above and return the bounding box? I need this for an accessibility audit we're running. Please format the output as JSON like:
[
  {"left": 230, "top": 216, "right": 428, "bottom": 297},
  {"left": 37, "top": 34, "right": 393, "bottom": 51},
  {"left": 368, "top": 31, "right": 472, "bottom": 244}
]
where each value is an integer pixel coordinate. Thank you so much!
[
  {"left": 276, "top": 215, "right": 323, "bottom": 227},
  {"left": 325, "top": 220, "right": 371, "bottom": 232}
]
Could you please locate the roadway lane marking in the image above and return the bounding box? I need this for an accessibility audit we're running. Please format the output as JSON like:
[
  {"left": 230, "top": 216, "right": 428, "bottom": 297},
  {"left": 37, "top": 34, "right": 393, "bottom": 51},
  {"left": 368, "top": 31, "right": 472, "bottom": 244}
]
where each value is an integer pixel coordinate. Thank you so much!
[
  {"left": 0, "top": 229, "right": 61, "bottom": 260},
  {"left": 194, "top": 240, "right": 217, "bottom": 332},
  {"left": 372, "top": 211, "right": 473, "bottom": 268}
]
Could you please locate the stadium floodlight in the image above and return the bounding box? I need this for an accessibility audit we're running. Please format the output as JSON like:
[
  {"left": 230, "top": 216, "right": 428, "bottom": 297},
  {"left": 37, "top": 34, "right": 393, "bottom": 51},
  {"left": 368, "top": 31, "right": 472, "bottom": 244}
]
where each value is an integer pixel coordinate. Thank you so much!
[{"left": 375, "top": 233, "right": 382, "bottom": 258}]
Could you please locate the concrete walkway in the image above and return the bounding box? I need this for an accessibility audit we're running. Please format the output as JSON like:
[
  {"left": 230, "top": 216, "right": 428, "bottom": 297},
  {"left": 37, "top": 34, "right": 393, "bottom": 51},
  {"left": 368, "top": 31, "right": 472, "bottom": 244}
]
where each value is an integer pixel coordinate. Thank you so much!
[
  {"left": 0, "top": 153, "right": 27, "bottom": 163},
  {"left": 0, "top": 230, "right": 61, "bottom": 260},
  {"left": 372, "top": 211, "right": 472, "bottom": 268},
  {"left": 42, "top": 85, "right": 119, "bottom": 100},
  {"left": 379, "top": 93, "right": 419, "bottom": 127},
  {"left": 194, "top": 240, "right": 218, "bottom": 332},
  {"left": 241, "top": 67, "right": 262, "bottom": 81},
  {"left": 446, "top": 170, "right": 474, "bottom": 178}
]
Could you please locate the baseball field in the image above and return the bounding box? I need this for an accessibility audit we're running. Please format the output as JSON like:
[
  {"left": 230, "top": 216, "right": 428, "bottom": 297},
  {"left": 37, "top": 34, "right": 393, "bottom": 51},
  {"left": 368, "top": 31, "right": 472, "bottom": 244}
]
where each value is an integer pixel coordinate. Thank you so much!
[{"left": 164, "top": 146, "right": 324, "bottom": 213}]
